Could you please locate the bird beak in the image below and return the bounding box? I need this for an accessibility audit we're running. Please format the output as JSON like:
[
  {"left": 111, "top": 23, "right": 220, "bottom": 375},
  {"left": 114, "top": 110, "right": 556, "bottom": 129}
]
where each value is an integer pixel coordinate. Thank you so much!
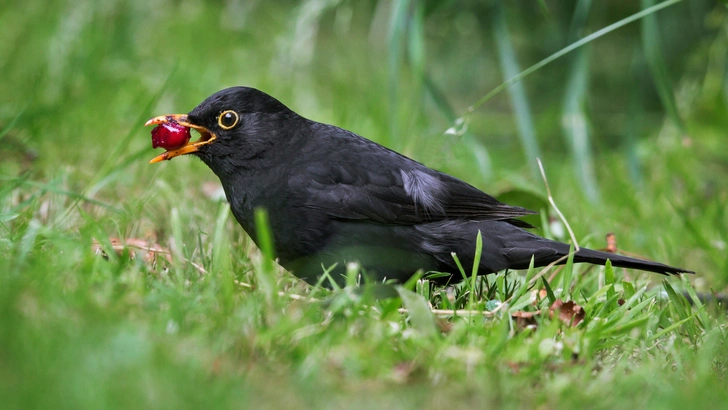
[{"left": 144, "top": 114, "right": 217, "bottom": 163}]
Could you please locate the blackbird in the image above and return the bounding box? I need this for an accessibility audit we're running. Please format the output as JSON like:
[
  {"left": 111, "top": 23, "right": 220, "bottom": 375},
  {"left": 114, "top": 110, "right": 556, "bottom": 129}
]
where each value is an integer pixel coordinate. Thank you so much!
[{"left": 146, "top": 86, "right": 693, "bottom": 285}]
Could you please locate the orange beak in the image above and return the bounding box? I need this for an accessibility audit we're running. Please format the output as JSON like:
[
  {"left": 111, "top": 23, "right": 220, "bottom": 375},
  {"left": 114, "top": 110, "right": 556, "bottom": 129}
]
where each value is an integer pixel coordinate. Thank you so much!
[{"left": 144, "top": 114, "right": 216, "bottom": 163}]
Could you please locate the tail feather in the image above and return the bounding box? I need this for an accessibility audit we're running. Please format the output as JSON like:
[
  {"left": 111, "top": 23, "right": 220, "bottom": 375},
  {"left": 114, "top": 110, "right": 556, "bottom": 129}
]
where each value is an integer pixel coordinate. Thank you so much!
[
  {"left": 507, "top": 239, "right": 694, "bottom": 276},
  {"left": 572, "top": 247, "right": 693, "bottom": 276}
]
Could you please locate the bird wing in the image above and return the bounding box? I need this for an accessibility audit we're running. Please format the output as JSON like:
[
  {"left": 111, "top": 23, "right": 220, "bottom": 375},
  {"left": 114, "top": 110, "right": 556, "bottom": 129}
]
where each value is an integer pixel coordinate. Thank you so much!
[{"left": 288, "top": 155, "right": 536, "bottom": 227}]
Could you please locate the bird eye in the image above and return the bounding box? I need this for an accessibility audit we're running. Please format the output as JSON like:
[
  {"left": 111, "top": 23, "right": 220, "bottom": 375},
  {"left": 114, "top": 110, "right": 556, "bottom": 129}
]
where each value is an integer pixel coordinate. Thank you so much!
[{"left": 218, "top": 110, "right": 239, "bottom": 130}]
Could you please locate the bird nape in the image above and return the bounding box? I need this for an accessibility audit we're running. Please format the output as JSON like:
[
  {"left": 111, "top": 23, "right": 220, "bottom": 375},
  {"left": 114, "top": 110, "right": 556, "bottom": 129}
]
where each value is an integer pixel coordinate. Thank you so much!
[{"left": 145, "top": 86, "right": 694, "bottom": 286}]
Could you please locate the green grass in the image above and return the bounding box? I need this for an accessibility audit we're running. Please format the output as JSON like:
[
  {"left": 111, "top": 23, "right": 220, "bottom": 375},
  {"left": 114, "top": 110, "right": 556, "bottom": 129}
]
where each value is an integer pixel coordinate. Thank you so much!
[{"left": 1, "top": 1, "right": 727, "bottom": 409}]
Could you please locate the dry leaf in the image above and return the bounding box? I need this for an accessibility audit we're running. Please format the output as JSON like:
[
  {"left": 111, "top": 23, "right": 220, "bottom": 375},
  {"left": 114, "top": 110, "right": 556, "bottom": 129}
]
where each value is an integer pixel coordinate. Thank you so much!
[
  {"left": 538, "top": 289, "right": 548, "bottom": 301},
  {"left": 605, "top": 232, "right": 617, "bottom": 253},
  {"left": 511, "top": 310, "right": 541, "bottom": 330},
  {"left": 435, "top": 317, "right": 454, "bottom": 334},
  {"left": 549, "top": 300, "right": 585, "bottom": 327},
  {"left": 507, "top": 361, "right": 522, "bottom": 374},
  {"left": 92, "top": 237, "right": 171, "bottom": 265},
  {"left": 92, "top": 237, "right": 208, "bottom": 275},
  {"left": 511, "top": 310, "right": 541, "bottom": 319}
]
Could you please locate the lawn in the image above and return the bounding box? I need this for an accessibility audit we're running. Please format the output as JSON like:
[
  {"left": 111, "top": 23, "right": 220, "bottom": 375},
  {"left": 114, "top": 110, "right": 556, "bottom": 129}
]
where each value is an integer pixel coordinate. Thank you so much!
[{"left": 1, "top": 1, "right": 727, "bottom": 409}]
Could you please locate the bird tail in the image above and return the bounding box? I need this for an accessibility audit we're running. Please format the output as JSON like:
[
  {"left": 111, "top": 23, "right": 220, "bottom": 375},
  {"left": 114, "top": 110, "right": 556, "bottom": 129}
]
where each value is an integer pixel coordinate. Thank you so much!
[
  {"left": 505, "top": 231, "right": 695, "bottom": 275},
  {"left": 571, "top": 246, "right": 693, "bottom": 275},
  {"left": 507, "top": 238, "right": 694, "bottom": 276}
]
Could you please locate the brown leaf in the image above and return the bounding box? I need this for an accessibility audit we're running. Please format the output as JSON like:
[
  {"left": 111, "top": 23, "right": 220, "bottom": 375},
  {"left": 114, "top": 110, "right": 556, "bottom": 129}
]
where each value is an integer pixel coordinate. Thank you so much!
[
  {"left": 549, "top": 300, "right": 585, "bottom": 327},
  {"left": 601, "top": 231, "right": 647, "bottom": 260},
  {"left": 507, "top": 361, "right": 522, "bottom": 374},
  {"left": 435, "top": 317, "right": 453, "bottom": 334},
  {"left": 532, "top": 289, "right": 548, "bottom": 304},
  {"left": 511, "top": 310, "right": 541, "bottom": 319},
  {"left": 605, "top": 232, "right": 617, "bottom": 253},
  {"left": 93, "top": 237, "right": 209, "bottom": 275},
  {"left": 92, "top": 237, "right": 172, "bottom": 269},
  {"left": 511, "top": 310, "right": 541, "bottom": 330}
]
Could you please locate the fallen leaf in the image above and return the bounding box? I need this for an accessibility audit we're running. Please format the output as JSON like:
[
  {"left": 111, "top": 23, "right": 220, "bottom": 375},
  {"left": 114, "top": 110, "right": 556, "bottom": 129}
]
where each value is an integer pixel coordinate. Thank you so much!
[
  {"left": 605, "top": 232, "right": 617, "bottom": 253},
  {"left": 435, "top": 317, "right": 453, "bottom": 334},
  {"left": 549, "top": 300, "right": 585, "bottom": 327},
  {"left": 511, "top": 310, "right": 541, "bottom": 330},
  {"left": 507, "top": 361, "right": 522, "bottom": 374},
  {"left": 511, "top": 310, "right": 541, "bottom": 319},
  {"left": 92, "top": 237, "right": 172, "bottom": 266},
  {"left": 529, "top": 288, "right": 548, "bottom": 304},
  {"left": 92, "top": 237, "right": 208, "bottom": 275}
]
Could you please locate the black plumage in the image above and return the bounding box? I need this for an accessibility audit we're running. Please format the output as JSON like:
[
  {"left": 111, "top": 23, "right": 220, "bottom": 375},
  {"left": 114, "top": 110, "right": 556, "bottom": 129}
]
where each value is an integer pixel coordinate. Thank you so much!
[{"left": 148, "top": 86, "right": 693, "bottom": 285}]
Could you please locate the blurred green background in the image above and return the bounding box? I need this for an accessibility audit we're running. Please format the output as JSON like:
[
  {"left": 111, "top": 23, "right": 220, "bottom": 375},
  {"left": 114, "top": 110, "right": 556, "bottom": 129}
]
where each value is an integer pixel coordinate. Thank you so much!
[
  {"left": 5, "top": 0, "right": 726, "bottom": 277},
  {"left": 2, "top": 0, "right": 727, "bottom": 408}
]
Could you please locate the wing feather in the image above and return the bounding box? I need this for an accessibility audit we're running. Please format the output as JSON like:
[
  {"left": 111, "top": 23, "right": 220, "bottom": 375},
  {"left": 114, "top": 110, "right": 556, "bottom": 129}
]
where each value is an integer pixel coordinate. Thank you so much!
[{"left": 290, "top": 161, "right": 535, "bottom": 227}]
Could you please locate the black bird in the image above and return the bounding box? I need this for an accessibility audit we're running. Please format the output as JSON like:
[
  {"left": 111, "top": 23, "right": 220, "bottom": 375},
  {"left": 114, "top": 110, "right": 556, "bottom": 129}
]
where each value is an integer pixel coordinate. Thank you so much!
[{"left": 146, "top": 86, "right": 693, "bottom": 285}]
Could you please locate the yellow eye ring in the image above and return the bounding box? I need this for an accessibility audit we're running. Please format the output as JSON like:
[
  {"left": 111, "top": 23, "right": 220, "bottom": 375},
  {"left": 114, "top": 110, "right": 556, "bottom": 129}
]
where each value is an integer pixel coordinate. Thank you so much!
[{"left": 218, "top": 110, "right": 239, "bottom": 130}]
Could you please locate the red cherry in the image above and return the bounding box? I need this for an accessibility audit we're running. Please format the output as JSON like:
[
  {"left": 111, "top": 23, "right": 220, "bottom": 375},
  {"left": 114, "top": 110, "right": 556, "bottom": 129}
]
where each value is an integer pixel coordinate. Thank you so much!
[{"left": 151, "top": 122, "right": 191, "bottom": 150}]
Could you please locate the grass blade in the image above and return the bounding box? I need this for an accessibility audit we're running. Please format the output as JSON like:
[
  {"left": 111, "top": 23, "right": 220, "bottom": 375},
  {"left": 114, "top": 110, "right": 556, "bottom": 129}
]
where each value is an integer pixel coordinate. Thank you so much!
[
  {"left": 467, "top": 230, "right": 483, "bottom": 310},
  {"left": 254, "top": 208, "right": 277, "bottom": 304},
  {"left": 562, "top": 48, "right": 600, "bottom": 202},
  {"left": 397, "top": 287, "right": 437, "bottom": 337},
  {"left": 459, "top": 0, "right": 683, "bottom": 119},
  {"left": 640, "top": 0, "right": 685, "bottom": 133},
  {"left": 561, "top": 244, "right": 575, "bottom": 298},
  {"left": 492, "top": 2, "right": 541, "bottom": 177},
  {"left": 541, "top": 276, "right": 556, "bottom": 305},
  {"left": 212, "top": 202, "right": 234, "bottom": 309}
]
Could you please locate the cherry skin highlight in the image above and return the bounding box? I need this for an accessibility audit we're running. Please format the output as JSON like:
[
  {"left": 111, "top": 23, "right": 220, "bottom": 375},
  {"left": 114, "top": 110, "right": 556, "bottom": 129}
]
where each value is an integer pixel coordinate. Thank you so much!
[{"left": 151, "top": 122, "right": 191, "bottom": 150}]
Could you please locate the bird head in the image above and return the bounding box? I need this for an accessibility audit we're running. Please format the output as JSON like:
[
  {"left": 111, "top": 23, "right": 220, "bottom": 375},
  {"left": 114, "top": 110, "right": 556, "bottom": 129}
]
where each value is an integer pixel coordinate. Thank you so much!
[{"left": 145, "top": 87, "right": 296, "bottom": 172}]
